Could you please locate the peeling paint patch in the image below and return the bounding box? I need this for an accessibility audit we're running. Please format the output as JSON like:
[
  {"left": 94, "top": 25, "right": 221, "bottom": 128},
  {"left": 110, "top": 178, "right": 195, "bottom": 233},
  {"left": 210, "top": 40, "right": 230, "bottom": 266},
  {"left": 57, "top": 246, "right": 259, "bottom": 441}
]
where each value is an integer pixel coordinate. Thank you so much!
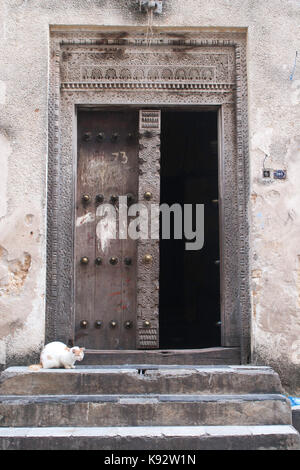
[
  {"left": 25, "top": 214, "right": 34, "bottom": 226},
  {"left": 252, "top": 269, "right": 262, "bottom": 279},
  {"left": 265, "top": 190, "right": 280, "bottom": 202},
  {"left": 0, "top": 247, "right": 32, "bottom": 296},
  {"left": 76, "top": 212, "right": 95, "bottom": 227},
  {"left": 251, "top": 192, "right": 258, "bottom": 203}
]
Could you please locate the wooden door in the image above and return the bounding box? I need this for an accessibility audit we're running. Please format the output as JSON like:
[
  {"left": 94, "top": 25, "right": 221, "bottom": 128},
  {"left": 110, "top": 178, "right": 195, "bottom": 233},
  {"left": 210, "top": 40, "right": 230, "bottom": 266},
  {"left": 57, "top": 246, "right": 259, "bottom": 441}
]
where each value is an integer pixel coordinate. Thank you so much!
[{"left": 75, "top": 110, "right": 139, "bottom": 349}]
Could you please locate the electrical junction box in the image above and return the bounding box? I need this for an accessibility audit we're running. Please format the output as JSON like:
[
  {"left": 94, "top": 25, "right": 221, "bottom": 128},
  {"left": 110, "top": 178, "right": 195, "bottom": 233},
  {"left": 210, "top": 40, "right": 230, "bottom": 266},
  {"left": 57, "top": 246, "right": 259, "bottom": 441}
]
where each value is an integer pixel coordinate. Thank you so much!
[{"left": 262, "top": 169, "right": 271, "bottom": 178}]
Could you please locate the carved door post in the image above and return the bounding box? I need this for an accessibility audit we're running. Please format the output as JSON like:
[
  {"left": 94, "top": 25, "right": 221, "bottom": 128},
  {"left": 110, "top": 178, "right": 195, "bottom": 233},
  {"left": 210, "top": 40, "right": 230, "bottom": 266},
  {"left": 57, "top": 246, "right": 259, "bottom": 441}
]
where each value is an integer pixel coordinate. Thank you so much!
[{"left": 136, "top": 110, "right": 161, "bottom": 348}]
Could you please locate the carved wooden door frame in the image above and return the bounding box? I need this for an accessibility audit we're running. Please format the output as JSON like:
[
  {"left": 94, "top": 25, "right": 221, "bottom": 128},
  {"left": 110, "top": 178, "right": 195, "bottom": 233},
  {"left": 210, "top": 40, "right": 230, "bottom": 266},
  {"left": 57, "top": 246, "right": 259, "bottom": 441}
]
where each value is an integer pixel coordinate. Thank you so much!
[{"left": 46, "top": 27, "right": 250, "bottom": 363}]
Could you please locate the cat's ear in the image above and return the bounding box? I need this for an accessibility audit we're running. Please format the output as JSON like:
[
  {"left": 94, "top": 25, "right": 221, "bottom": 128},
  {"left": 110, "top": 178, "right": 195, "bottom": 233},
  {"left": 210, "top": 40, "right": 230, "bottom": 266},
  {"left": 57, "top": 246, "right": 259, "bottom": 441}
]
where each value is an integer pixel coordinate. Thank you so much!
[
  {"left": 80, "top": 347, "right": 85, "bottom": 352},
  {"left": 64, "top": 346, "right": 71, "bottom": 352}
]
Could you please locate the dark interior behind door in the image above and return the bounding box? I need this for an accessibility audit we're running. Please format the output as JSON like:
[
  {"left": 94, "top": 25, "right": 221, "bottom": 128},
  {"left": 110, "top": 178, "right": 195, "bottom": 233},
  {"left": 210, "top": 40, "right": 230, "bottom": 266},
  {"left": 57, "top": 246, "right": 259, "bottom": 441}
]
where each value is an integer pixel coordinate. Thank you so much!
[{"left": 159, "top": 111, "right": 221, "bottom": 349}]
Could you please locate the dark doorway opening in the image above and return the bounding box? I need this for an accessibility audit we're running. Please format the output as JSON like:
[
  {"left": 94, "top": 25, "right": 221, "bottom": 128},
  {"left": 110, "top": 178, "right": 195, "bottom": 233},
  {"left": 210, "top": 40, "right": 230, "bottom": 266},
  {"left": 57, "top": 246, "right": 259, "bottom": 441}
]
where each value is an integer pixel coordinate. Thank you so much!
[{"left": 159, "top": 110, "right": 221, "bottom": 349}]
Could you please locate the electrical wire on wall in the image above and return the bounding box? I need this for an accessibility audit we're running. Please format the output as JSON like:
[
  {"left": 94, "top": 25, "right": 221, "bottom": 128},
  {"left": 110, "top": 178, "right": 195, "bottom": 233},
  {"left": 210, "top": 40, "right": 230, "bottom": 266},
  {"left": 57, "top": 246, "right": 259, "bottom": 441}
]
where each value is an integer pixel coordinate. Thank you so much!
[
  {"left": 139, "top": 1, "right": 158, "bottom": 47},
  {"left": 146, "top": 5, "right": 154, "bottom": 47}
]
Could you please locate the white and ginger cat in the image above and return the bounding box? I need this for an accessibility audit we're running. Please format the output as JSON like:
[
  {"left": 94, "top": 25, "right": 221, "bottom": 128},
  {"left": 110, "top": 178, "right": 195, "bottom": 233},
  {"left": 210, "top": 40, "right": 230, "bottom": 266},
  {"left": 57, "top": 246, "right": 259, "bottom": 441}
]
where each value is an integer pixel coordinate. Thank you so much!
[{"left": 29, "top": 341, "right": 85, "bottom": 370}]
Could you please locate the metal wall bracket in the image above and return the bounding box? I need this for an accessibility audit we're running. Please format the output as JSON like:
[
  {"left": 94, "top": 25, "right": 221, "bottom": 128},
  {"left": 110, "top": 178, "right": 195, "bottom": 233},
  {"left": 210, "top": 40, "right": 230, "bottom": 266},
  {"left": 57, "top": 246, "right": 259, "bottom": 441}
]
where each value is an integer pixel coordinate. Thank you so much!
[{"left": 138, "top": 0, "right": 163, "bottom": 14}]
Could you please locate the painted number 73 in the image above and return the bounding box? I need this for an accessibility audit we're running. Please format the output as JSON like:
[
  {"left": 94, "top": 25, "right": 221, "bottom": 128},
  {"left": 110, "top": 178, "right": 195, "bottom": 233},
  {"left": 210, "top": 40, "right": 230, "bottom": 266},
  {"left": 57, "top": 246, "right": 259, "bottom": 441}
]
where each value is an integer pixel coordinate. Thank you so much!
[{"left": 112, "top": 151, "right": 128, "bottom": 164}]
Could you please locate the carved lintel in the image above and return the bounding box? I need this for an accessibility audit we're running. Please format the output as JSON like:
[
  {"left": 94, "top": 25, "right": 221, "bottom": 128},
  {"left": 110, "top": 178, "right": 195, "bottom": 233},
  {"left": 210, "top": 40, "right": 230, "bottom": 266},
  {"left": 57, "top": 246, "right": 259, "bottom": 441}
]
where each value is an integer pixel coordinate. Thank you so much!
[{"left": 61, "top": 82, "right": 234, "bottom": 92}]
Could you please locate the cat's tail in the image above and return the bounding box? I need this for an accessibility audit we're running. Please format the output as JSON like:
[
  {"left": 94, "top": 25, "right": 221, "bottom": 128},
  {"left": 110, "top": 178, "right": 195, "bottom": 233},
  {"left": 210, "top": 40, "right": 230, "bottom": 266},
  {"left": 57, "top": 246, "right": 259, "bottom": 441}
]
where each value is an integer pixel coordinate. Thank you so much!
[{"left": 28, "top": 364, "right": 43, "bottom": 371}]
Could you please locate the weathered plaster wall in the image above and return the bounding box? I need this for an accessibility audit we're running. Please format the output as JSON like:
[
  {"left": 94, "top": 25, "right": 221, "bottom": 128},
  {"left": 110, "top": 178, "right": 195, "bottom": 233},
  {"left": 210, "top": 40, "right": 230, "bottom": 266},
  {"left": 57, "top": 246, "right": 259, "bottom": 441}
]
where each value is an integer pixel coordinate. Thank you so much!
[{"left": 0, "top": 0, "right": 299, "bottom": 388}]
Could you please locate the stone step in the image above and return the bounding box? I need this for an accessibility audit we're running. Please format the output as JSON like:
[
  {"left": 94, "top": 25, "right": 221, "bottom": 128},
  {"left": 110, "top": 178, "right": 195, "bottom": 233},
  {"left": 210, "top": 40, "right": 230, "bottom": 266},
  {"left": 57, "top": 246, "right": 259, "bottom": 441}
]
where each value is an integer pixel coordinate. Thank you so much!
[
  {"left": 82, "top": 347, "right": 240, "bottom": 365},
  {"left": 0, "top": 425, "right": 299, "bottom": 450},
  {"left": 0, "top": 365, "right": 283, "bottom": 396},
  {"left": 0, "top": 393, "right": 291, "bottom": 427}
]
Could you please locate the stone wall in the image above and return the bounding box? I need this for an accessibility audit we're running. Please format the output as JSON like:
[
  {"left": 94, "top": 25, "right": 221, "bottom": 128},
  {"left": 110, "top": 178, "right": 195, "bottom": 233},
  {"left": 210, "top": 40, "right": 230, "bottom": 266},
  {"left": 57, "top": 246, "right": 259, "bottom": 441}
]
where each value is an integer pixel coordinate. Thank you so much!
[{"left": 0, "top": 0, "right": 299, "bottom": 390}]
